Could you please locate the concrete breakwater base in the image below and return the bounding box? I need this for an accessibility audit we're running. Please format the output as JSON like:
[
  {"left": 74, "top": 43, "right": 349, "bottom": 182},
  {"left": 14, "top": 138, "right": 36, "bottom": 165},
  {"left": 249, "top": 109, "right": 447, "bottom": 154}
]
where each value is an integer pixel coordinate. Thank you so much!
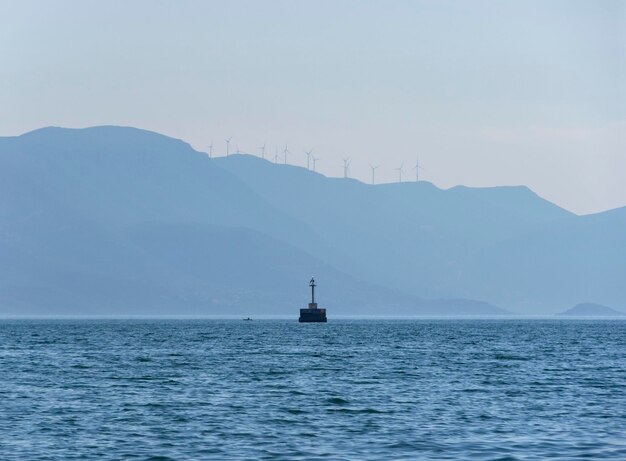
[{"left": 299, "top": 303, "right": 327, "bottom": 323}]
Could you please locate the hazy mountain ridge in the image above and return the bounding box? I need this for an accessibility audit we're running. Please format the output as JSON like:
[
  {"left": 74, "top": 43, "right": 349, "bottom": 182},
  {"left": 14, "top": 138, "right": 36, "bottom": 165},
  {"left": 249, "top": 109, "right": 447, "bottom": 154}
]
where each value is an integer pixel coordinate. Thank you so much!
[
  {"left": 2, "top": 127, "right": 319, "bottom": 244},
  {"left": 214, "top": 155, "right": 574, "bottom": 305},
  {"left": 214, "top": 153, "right": 618, "bottom": 313},
  {"left": 0, "top": 126, "right": 507, "bottom": 315},
  {"left": 1, "top": 126, "right": 623, "bottom": 315},
  {"left": 459, "top": 205, "right": 626, "bottom": 312}
]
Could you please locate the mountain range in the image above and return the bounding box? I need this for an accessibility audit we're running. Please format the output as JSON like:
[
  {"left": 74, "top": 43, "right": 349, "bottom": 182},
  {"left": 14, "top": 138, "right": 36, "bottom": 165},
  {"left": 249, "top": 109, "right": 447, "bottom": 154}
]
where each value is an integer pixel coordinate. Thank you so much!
[{"left": 1, "top": 126, "right": 624, "bottom": 315}]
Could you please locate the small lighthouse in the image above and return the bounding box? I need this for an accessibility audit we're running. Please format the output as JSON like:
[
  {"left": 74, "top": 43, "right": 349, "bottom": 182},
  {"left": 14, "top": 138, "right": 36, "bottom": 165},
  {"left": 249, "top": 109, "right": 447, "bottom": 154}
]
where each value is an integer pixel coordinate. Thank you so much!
[{"left": 299, "top": 277, "right": 327, "bottom": 322}]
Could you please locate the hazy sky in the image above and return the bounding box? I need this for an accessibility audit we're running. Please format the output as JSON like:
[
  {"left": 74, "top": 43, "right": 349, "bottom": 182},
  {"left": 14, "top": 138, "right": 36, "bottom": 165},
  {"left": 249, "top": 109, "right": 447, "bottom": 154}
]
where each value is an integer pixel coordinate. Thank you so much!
[{"left": 1, "top": 0, "right": 624, "bottom": 214}]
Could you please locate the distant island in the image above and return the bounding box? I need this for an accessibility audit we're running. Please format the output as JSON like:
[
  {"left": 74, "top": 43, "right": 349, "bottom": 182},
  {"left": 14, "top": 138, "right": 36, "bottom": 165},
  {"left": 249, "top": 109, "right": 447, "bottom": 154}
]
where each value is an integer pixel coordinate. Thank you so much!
[{"left": 558, "top": 303, "right": 625, "bottom": 316}]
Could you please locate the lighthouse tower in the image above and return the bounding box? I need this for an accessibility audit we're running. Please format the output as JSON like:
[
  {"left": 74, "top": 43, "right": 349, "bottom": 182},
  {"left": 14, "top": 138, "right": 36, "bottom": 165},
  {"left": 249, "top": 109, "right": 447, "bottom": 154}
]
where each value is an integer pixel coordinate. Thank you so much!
[{"left": 299, "top": 277, "right": 327, "bottom": 322}]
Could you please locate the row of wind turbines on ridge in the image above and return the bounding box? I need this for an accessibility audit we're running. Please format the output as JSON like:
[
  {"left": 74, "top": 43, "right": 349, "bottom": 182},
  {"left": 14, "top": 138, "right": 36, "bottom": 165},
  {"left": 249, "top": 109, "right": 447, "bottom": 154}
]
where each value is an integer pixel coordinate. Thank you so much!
[{"left": 206, "top": 138, "right": 424, "bottom": 185}]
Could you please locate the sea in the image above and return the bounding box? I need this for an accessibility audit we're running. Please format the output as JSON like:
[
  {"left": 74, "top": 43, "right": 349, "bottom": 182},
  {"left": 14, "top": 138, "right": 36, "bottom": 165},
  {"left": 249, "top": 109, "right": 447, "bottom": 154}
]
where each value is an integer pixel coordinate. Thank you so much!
[{"left": 1, "top": 318, "right": 625, "bottom": 460}]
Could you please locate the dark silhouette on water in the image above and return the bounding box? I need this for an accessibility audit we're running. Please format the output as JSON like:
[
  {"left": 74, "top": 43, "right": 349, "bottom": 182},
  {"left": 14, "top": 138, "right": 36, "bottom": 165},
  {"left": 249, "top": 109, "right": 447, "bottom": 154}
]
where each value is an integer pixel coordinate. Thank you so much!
[{"left": 299, "top": 277, "right": 327, "bottom": 322}]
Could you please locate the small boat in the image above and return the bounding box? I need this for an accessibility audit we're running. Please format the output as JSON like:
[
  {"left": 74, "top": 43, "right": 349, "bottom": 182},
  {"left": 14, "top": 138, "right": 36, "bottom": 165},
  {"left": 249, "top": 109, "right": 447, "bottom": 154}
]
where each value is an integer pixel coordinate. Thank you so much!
[{"left": 243, "top": 317, "right": 252, "bottom": 321}]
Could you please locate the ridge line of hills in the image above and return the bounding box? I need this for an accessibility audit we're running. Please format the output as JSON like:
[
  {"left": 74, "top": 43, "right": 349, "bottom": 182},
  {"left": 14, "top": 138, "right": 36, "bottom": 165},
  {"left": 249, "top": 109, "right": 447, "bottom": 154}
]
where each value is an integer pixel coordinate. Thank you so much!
[{"left": 1, "top": 126, "right": 624, "bottom": 315}]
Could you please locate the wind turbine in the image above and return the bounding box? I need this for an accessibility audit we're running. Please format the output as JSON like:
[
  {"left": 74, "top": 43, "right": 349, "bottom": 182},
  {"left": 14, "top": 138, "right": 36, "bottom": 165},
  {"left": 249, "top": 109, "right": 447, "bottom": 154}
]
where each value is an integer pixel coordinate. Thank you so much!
[
  {"left": 225, "top": 137, "right": 232, "bottom": 156},
  {"left": 274, "top": 147, "right": 280, "bottom": 164},
  {"left": 342, "top": 157, "right": 351, "bottom": 179},
  {"left": 304, "top": 149, "right": 313, "bottom": 170},
  {"left": 283, "top": 145, "right": 289, "bottom": 165},
  {"left": 207, "top": 142, "right": 213, "bottom": 159},
  {"left": 312, "top": 156, "right": 319, "bottom": 172},
  {"left": 259, "top": 143, "right": 266, "bottom": 159},
  {"left": 369, "top": 164, "right": 379, "bottom": 185},
  {"left": 236, "top": 144, "right": 241, "bottom": 155},
  {"left": 395, "top": 162, "right": 405, "bottom": 183},
  {"left": 412, "top": 156, "right": 423, "bottom": 182}
]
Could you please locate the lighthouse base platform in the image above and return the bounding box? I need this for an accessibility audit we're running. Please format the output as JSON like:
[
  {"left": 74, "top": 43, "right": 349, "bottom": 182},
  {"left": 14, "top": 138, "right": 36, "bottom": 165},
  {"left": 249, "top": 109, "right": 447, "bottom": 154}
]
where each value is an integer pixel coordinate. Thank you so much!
[{"left": 299, "top": 303, "right": 327, "bottom": 323}]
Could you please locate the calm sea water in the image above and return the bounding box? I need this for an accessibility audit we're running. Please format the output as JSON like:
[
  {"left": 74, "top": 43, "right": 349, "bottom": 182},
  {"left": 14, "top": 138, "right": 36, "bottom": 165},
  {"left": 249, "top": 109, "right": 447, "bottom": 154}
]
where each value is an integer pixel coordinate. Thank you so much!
[{"left": 1, "top": 319, "right": 625, "bottom": 460}]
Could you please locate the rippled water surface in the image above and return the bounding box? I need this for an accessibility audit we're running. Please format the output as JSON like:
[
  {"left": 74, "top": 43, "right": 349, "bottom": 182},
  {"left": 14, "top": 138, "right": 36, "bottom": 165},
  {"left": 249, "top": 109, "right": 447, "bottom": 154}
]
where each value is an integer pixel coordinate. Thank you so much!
[{"left": 1, "top": 319, "right": 625, "bottom": 460}]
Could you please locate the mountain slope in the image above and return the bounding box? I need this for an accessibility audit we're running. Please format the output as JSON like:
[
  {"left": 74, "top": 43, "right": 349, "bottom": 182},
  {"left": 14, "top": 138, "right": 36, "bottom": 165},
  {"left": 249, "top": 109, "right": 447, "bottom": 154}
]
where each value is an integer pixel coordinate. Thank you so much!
[
  {"left": 461, "top": 206, "right": 626, "bottom": 312},
  {"left": 214, "top": 154, "right": 587, "bottom": 309},
  {"left": 0, "top": 127, "right": 319, "bottom": 246},
  {"left": 0, "top": 126, "right": 505, "bottom": 315},
  {"left": 2, "top": 126, "right": 623, "bottom": 315}
]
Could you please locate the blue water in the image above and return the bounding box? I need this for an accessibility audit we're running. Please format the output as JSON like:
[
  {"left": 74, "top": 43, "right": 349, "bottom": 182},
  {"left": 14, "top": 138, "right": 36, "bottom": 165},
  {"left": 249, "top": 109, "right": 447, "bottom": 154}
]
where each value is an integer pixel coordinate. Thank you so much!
[{"left": 1, "top": 319, "right": 625, "bottom": 460}]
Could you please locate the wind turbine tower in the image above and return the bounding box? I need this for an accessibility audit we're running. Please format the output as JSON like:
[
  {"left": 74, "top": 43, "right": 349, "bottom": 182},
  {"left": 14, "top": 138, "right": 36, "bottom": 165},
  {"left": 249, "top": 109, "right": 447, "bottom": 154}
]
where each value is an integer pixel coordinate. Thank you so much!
[
  {"left": 395, "top": 162, "right": 405, "bottom": 183},
  {"left": 283, "top": 145, "right": 289, "bottom": 165},
  {"left": 304, "top": 149, "right": 313, "bottom": 170},
  {"left": 260, "top": 143, "right": 266, "bottom": 159},
  {"left": 312, "top": 156, "right": 319, "bottom": 172},
  {"left": 225, "top": 137, "right": 232, "bottom": 156},
  {"left": 413, "top": 156, "right": 423, "bottom": 182},
  {"left": 207, "top": 142, "right": 213, "bottom": 159},
  {"left": 342, "top": 157, "right": 351, "bottom": 179},
  {"left": 369, "top": 164, "right": 379, "bottom": 185}
]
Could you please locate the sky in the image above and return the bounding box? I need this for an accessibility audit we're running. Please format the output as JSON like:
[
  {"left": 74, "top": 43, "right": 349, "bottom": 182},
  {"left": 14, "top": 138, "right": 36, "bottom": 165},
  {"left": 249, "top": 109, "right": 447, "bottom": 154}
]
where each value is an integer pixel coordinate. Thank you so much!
[{"left": 1, "top": 0, "right": 624, "bottom": 214}]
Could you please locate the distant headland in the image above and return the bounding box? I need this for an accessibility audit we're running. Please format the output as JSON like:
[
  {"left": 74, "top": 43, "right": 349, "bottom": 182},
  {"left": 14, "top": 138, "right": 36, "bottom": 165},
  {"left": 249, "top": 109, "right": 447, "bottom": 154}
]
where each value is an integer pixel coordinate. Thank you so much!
[{"left": 558, "top": 303, "right": 625, "bottom": 317}]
